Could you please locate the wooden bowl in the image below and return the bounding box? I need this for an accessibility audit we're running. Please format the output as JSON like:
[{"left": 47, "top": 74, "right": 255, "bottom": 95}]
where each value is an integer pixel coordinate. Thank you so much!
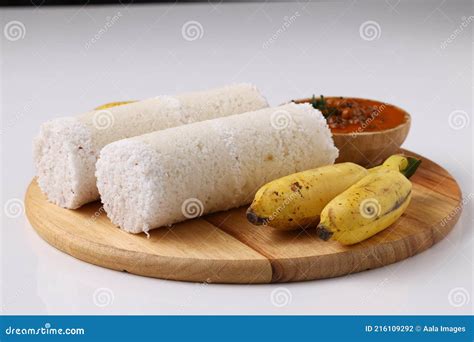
[{"left": 291, "top": 97, "right": 411, "bottom": 168}]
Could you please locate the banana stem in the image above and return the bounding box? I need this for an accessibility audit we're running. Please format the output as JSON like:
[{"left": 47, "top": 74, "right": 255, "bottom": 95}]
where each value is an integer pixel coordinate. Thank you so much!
[
  {"left": 369, "top": 155, "right": 422, "bottom": 179},
  {"left": 401, "top": 157, "right": 421, "bottom": 179}
]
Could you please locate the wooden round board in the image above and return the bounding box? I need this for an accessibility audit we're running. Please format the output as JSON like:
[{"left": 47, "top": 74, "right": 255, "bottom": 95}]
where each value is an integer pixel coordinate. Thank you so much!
[{"left": 25, "top": 150, "right": 462, "bottom": 284}]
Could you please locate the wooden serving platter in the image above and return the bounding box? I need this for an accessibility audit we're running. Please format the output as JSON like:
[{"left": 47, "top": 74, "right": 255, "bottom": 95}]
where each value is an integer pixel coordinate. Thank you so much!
[{"left": 25, "top": 150, "right": 462, "bottom": 284}]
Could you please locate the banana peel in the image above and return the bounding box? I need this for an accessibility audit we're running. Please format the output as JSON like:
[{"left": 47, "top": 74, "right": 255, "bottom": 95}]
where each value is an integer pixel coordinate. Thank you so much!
[
  {"left": 316, "top": 168, "right": 414, "bottom": 245},
  {"left": 247, "top": 154, "right": 420, "bottom": 232},
  {"left": 94, "top": 101, "right": 136, "bottom": 110}
]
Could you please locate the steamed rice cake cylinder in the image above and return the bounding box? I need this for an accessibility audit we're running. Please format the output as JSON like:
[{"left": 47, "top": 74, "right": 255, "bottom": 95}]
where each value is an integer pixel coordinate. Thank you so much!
[
  {"left": 33, "top": 84, "right": 268, "bottom": 209},
  {"left": 96, "top": 103, "right": 339, "bottom": 233}
]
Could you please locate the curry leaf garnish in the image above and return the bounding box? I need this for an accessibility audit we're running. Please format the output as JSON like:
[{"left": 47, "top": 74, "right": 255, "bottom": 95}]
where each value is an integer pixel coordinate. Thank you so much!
[{"left": 310, "top": 94, "right": 339, "bottom": 119}]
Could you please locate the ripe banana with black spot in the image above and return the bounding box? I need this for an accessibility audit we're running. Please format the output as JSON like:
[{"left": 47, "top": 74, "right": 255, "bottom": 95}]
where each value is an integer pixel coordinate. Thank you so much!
[
  {"left": 246, "top": 154, "right": 420, "bottom": 231},
  {"left": 316, "top": 168, "right": 414, "bottom": 245},
  {"left": 246, "top": 163, "right": 369, "bottom": 230}
]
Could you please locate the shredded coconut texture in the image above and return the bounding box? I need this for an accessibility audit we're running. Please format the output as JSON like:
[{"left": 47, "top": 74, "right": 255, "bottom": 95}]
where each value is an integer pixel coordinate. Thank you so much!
[
  {"left": 34, "top": 84, "right": 268, "bottom": 208},
  {"left": 96, "top": 103, "right": 339, "bottom": 233}
]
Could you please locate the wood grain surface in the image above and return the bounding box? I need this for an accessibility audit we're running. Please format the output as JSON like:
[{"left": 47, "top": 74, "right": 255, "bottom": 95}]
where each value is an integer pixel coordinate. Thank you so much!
[{"left": 25, "top": 150, "right": 463, "bottom": 284}]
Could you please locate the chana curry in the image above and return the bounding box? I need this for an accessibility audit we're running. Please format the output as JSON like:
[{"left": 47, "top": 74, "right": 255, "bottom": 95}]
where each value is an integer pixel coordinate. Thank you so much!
[{"left": 300, "top": 95, "right": 407, "bottom": 134}]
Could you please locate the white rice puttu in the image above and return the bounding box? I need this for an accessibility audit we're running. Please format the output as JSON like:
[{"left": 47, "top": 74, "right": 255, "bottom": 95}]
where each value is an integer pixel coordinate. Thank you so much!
[
  {"left": 96, "top": 103, "right": 339, "bottom": 234},
  {"left": 34, "top": 84, "right": 268, "bottom": 209}
]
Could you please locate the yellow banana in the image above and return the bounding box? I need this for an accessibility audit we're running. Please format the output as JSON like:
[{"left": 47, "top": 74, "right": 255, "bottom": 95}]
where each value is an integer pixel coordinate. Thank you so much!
[
  {"left": 316, "top": 168, "right": 413, "bottom": 245},
  {"left": 246, "top": 154, "right": 420, "bottom": 230},
  {"left": 94, "top": 101, "right": 136, "bottom": 110},
  {"left": 369, "top": 154, "right": 420, "bottom": 178},
  {"left": 246, "top": 163, "right": 369, "bottom": 230}
]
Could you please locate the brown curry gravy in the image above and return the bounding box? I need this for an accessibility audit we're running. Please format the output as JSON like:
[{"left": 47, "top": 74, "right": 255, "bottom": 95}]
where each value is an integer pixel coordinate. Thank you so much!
[{"left": 296, "top": 97, "right": 407, "bottom": 134}]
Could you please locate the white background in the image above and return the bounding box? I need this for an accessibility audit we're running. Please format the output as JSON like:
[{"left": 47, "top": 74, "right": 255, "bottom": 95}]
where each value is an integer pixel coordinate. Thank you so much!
[{"left": 1, "top": 1, "right": 473, "bottom": 315}]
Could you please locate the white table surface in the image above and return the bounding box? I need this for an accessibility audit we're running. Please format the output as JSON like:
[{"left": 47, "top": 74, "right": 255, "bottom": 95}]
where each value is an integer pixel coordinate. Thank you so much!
[{"left": 1, "top": 1, "right": 472, "bottom": 315}]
